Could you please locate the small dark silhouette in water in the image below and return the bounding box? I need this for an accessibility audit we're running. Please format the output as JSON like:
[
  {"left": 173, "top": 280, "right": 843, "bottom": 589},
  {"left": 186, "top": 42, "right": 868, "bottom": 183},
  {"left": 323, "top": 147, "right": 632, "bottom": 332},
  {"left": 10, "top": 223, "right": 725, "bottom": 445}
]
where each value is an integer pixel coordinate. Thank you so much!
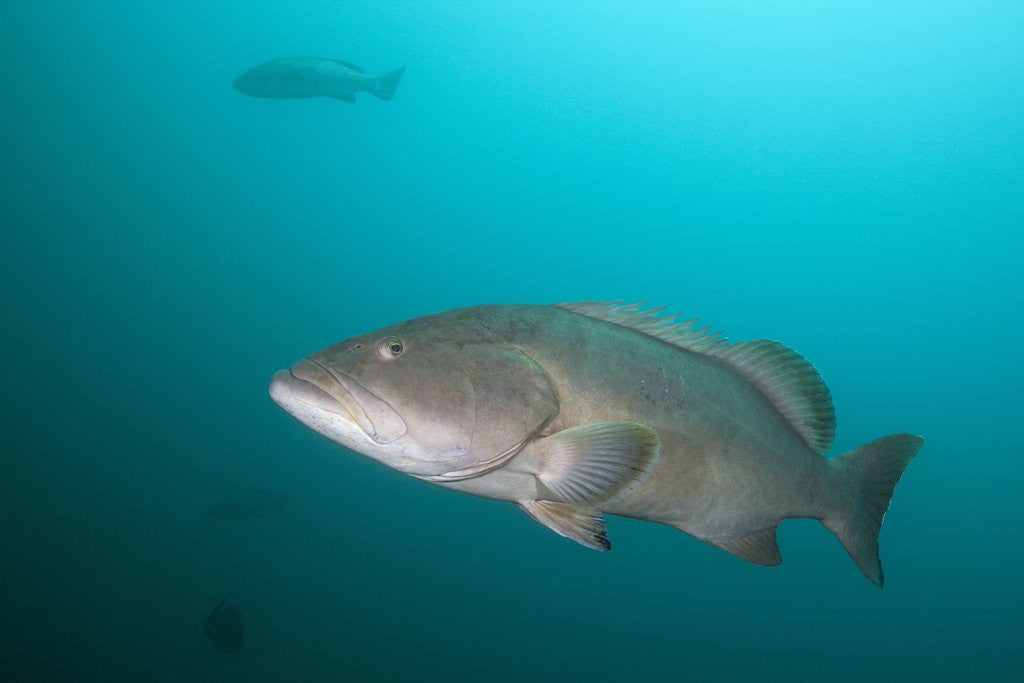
[
  {"left": 204, "top": 599, "right": 243, "bottom": 654},
  {"left": 233, "top": 57, "right": 405, "bottom": 103},
  {"left": 202, "top": 489, "right": 288, "bottom": 521}
]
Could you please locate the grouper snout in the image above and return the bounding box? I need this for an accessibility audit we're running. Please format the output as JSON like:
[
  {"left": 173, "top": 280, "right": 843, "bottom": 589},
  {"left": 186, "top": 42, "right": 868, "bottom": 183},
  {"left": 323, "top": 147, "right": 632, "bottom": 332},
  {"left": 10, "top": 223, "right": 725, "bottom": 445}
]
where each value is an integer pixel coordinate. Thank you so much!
[
  {"left": 268, "top": 368, "right": 339, "bottom": 414},
  {"left": 270, "top": 359, "right": 406, "bottom": 445}
]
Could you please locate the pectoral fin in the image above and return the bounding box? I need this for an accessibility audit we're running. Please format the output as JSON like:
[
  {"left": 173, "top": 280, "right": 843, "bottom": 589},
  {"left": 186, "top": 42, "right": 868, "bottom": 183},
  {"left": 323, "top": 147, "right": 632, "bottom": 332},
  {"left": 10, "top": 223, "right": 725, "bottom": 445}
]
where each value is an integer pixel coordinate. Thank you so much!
[
  {"left": 535, "top": 422, "right": 660, "bottom": 506},
  {"left": 519, "top": 500, "right": 610, "bottom": 551}
]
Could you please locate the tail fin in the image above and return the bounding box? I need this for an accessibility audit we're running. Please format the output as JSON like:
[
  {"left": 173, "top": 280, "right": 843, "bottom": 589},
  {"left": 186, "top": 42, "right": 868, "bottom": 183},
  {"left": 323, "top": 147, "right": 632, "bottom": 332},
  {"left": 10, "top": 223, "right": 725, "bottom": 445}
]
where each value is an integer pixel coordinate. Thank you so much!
[
  {"left": 370, "top": 66, "right": 405, "bottom": 101},
  {"left": 825, "top": 433, "right": 923, "bottom": 586}
]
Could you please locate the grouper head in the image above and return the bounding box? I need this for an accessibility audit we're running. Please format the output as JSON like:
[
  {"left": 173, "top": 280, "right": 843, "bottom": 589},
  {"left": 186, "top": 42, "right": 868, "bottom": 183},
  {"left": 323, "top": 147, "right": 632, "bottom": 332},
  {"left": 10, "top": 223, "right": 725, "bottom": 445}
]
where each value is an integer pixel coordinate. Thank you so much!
[
  {"left": 231, "top": 64, "right": 273, "bottom": 97},
  {"left": 268, "top": 308, "right": 559, "bottom": 479}
]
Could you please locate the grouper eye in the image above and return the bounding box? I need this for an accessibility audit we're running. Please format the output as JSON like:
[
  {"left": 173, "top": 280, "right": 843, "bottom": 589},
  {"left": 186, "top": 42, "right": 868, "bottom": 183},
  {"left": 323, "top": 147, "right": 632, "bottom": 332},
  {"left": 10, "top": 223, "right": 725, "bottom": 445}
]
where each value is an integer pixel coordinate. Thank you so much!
[{"left": 378, "top": 337, "right": 404, "bottom": 358}]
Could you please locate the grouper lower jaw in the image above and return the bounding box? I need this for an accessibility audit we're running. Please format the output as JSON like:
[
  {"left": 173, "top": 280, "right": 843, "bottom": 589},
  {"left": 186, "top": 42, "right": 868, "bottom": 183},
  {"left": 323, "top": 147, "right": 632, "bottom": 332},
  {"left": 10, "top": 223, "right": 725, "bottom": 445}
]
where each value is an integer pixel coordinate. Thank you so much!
[
  {"left": 268, "top": 369, "right": 353, "bottom": 421},
  {"left": 268, "top": 367, "right": 389, "bottom": 455},
  {"left": 288, "top": 358, "right": 406, "bottom": 444}
]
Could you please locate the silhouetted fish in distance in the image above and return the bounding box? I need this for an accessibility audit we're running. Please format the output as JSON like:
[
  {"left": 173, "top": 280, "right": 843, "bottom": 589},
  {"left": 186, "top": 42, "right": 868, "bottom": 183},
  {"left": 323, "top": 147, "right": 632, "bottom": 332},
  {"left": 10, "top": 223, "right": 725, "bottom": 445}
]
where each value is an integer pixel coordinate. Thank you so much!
[
  {"left": 233, "top": 57, "right": 405, "bottom": 103},
  {"left": 202, "top": 489, "right": 288, "bottom": 521},
  {"left": 204, "top": 599, "right": 243, "bottom": 655}
]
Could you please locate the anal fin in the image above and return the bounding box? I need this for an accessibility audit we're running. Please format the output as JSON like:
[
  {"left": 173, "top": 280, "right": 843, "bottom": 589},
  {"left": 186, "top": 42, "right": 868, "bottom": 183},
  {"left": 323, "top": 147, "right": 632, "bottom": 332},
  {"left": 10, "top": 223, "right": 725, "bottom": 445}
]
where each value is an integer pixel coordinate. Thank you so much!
[
  {"left": 519, "top": 500, "right": 610, "bottom": 551},
  {"left": 706, "top": 526, "right": 782, "bottom": 566}
]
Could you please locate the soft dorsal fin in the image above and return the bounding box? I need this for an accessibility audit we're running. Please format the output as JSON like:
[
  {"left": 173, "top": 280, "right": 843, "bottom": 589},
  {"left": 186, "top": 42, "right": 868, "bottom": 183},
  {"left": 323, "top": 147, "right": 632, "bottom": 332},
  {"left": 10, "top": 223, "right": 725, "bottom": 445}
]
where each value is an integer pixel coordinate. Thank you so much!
[
  {"left": 556, "top": 301, "right": 836, "bottom": 453},
  {"left": 330, "top": 60, "right": 365, "bottom": 73},
  {"left": 714, "top": 339, "right": 835, "bottom": 452}
]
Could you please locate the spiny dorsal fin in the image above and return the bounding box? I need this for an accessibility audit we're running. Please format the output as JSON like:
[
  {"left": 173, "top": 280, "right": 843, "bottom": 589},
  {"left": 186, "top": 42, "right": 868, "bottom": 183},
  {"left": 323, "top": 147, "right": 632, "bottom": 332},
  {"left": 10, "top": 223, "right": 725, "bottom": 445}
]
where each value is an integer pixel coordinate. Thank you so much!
[
  {"left": 556, "top": 301, "right": 836, "bottom": 453},
  {"left": 558, "top": 300, "right": 727, "bottom": 353},
  {"left": 330, "top": 60, "right": 365, "bottom": 73}
]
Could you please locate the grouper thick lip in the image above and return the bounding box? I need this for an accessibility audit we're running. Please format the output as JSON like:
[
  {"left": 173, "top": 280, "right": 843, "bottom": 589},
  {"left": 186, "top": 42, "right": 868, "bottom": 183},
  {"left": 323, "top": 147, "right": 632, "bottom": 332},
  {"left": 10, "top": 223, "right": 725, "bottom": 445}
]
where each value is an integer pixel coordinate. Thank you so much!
[{"left": 271, "top": 358, "right": 407, "bottom": 444}]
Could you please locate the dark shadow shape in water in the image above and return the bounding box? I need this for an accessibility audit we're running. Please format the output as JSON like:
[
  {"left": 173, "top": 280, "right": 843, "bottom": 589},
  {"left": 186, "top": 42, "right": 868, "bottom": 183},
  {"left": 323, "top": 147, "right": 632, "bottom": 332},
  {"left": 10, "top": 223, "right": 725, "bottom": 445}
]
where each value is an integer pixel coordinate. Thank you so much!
[
  {"left": 202, "top": 489, "right": 288, "bottom": 521},
  {"left": 204, "top": 599, "right": 243, "bottom": 655}
]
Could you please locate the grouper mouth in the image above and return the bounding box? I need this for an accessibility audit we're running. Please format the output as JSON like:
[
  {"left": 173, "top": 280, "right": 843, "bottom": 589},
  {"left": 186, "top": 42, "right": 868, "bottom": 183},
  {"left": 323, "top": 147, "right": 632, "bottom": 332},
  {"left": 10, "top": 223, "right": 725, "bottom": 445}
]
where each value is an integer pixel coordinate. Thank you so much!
[{"left": 268, "top": 358, "right": 407, "bottom": 444}]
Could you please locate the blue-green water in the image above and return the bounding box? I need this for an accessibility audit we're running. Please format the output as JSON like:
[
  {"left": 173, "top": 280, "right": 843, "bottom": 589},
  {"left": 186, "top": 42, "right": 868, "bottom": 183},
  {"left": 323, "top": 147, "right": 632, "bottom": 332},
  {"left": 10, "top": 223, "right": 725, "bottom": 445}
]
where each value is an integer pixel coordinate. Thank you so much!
[{"left": 2, "top": 2, "right": 1021, "bottom": 680}]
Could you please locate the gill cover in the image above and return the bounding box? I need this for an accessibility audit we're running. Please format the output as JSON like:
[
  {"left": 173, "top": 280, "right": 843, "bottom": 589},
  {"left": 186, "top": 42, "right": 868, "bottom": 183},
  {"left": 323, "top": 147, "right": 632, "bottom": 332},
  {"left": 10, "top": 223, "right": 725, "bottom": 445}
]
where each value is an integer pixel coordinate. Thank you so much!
[
  {"left": 420, "top": 346, "right": 559, "bottom": 480},
  {"left": 367, "top": 343, "right": 555, "bottom": 478}
]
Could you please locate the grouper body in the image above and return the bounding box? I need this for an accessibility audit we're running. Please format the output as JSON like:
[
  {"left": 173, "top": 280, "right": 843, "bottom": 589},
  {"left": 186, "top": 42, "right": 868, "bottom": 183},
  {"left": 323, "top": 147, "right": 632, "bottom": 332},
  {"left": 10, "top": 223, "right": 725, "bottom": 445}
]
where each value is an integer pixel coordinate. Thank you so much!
[
  {"left": 233, "top": 57, "right": 405, "bottom": 102},
  {"left": 269, "top": 302, "right": 922, "bottom": 585}
]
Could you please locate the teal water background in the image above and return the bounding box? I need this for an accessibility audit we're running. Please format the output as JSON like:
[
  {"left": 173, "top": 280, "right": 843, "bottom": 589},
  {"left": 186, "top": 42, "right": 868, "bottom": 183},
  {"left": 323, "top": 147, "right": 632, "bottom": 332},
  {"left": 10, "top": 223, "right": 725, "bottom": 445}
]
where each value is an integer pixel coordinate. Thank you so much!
[{"left": 2, "top": 2, "right": 1022, "bottom": 680}]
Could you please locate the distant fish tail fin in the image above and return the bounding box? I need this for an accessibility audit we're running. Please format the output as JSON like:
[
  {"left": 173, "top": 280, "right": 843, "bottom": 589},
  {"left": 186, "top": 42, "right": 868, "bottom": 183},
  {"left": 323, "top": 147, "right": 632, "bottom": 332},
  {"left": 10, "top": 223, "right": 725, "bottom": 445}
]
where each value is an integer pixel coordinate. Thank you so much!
[
  {"left": 824, "top": 433, "right": 923, "bottom": 587},
  {"left": 370, "top": 66, "right": 405, "bottom": 101}
]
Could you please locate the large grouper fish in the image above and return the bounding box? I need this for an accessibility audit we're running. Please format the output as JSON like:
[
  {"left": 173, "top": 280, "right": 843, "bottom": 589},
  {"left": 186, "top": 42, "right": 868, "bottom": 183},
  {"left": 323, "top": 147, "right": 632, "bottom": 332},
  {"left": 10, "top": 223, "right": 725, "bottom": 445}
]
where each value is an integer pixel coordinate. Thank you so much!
[
  {"left": 233, "top": 57, "right": 405, "bottom": 103},
  {"left": 269, "top": 302, "right": 922, "bottom": 585}
]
